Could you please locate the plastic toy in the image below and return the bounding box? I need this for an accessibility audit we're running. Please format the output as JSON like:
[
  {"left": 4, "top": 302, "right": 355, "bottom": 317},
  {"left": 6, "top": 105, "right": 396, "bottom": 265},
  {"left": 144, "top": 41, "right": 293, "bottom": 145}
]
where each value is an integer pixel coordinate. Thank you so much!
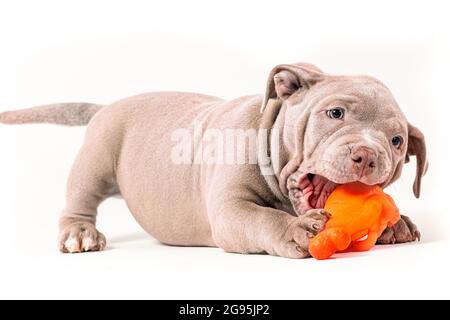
[{"left": 309, "top": 182, "right": 400, "bottom": 260}]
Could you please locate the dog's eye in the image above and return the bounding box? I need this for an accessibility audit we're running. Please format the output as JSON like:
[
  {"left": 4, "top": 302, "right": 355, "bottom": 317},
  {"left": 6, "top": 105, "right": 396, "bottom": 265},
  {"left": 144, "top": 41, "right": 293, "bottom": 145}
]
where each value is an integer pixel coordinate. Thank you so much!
[
  {"left": 327, "top": 108, "right": 345, "bottom": 120},
  {"left": 392, "top": 136, "right": 403, "bottom": 149}
]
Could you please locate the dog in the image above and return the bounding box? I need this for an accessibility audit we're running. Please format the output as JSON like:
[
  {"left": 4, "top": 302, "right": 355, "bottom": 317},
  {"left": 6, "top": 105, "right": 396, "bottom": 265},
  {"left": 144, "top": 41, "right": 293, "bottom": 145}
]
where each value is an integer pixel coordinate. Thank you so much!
[{"left": 0, "top": 62, "right": 426, "bottom": 258}]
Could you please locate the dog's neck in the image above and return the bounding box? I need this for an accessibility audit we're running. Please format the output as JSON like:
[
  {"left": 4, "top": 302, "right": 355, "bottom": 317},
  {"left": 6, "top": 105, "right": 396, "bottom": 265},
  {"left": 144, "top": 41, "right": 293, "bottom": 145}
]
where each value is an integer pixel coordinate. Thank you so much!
[{"left": 258, "top": 99, "right": 295, "bottom": 211}]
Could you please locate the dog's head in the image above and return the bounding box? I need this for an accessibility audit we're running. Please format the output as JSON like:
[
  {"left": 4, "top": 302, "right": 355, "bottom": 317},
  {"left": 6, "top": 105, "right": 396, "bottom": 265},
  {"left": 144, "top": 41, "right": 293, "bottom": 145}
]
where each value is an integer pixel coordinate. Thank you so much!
[{"left": 261, "top": 63, "right": 427, "bottom": 215}]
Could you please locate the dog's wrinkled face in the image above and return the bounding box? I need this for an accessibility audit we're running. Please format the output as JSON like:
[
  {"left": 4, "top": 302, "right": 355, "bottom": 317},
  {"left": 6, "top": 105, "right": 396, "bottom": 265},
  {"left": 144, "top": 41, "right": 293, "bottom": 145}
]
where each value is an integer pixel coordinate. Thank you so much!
[
  {"left": 261, "top": 63, "right": 427, "bottom": 215},
  {"left": 286, "top": 77, "right": 408, "bottom": 213}
]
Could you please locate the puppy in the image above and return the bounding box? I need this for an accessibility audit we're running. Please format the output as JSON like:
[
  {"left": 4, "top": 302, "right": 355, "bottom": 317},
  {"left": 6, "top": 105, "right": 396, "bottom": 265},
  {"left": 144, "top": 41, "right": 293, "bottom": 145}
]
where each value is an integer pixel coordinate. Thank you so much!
[{"left": 0, "top": 63, "right": 426, "bottom": 258}]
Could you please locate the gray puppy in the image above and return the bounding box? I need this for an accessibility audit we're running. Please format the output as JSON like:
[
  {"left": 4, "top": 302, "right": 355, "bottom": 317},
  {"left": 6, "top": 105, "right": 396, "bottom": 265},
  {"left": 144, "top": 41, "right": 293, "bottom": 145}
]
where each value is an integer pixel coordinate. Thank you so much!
[{"left": 0, "top": 62, "right": 426, "bottom": 258}]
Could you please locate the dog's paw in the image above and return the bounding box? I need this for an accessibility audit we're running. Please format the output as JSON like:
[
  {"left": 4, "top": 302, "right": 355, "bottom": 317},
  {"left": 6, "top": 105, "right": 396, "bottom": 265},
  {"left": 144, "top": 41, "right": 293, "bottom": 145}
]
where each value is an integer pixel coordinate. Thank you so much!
[
  {"left": 377, "top": 215, "right": 421, "bottom": 245},
  {"left": 58, "top": 222, "right": 106, "bottom": 253},
  {"left": 275, "top": 209, "right": 330, "bottom": 258}
]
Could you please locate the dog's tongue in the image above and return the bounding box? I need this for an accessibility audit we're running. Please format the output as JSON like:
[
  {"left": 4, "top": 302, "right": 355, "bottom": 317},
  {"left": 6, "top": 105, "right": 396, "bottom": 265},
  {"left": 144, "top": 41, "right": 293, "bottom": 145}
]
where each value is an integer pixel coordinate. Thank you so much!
[{"left": 298, "top": 174, "right": 337, "bottom": 212}]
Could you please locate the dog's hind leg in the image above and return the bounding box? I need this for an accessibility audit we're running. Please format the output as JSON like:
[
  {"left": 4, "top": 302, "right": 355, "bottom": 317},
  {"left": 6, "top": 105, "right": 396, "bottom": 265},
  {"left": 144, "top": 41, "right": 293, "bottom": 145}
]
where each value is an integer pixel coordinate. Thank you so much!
[{"left": 58, "top": 115, "right": 120, "bottom": 253}]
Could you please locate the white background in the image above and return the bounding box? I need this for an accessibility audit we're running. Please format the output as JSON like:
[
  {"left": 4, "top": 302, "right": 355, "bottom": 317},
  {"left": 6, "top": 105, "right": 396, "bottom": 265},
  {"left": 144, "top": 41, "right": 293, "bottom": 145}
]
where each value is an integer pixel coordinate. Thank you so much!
[{"left": 0, "top": 0, "right": 448, "bottom": 299}]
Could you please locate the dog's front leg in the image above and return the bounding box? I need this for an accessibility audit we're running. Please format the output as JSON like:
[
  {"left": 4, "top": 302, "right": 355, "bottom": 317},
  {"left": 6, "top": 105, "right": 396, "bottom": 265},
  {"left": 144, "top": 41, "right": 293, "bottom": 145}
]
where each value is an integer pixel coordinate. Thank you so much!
[
  {"left": 208, "top": 199, "right": 330, "bottom": 258},
  {"left": 377, "top": 215, "right": 421, "bottom": 244}
]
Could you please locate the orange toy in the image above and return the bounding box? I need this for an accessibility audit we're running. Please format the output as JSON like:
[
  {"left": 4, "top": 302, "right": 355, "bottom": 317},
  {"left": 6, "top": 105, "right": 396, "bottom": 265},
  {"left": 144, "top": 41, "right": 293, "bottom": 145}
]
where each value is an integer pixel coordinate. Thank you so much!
[{"left": 309, "top": 182, "right": 400, "bottom": 260}]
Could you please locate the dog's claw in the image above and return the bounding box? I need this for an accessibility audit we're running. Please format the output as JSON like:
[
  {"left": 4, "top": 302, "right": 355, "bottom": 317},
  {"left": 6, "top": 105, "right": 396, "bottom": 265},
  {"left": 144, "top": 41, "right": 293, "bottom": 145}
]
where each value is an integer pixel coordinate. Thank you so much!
[{"left": 415, "top": 230, "right": 421, "bottom": 241}]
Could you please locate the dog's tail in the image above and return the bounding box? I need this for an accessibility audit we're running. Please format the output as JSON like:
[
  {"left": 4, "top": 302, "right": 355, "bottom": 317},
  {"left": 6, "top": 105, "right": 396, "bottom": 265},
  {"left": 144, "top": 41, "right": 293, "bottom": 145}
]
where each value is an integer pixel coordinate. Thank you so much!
[{"left": 0, "top": 103, "right": 105, "bottom": 126}]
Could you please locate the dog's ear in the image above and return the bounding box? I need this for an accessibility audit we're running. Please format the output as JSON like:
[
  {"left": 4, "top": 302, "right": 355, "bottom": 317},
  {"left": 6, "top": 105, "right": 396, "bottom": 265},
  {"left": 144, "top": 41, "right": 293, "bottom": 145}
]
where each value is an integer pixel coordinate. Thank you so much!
[
  {"left": 406, "top": 123, "right": 428, "bottom": 198},
  {"left": 261, "top": 63, "right": 325, "bottom": 113}
]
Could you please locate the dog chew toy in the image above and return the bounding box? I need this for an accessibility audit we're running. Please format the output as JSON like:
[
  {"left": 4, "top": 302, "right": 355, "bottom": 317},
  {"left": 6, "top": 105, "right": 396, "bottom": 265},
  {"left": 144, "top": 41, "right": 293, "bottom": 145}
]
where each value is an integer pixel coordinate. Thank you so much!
[{"left": 309, "top": 182, "right": 401, "bottom": 260}]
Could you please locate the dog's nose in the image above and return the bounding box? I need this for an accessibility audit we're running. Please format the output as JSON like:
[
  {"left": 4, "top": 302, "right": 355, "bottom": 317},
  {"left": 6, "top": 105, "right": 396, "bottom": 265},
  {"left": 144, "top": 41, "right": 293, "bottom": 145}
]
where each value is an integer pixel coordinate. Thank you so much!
[{"left": 350, "top": 146, "right": 377, "bottom": 176}]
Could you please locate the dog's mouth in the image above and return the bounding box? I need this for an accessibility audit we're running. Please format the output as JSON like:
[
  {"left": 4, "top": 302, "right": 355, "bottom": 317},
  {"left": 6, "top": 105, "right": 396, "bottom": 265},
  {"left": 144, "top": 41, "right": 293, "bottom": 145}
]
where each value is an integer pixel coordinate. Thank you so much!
[{"left": 287, "top": 172, "right": 339, "bottom": 215}]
